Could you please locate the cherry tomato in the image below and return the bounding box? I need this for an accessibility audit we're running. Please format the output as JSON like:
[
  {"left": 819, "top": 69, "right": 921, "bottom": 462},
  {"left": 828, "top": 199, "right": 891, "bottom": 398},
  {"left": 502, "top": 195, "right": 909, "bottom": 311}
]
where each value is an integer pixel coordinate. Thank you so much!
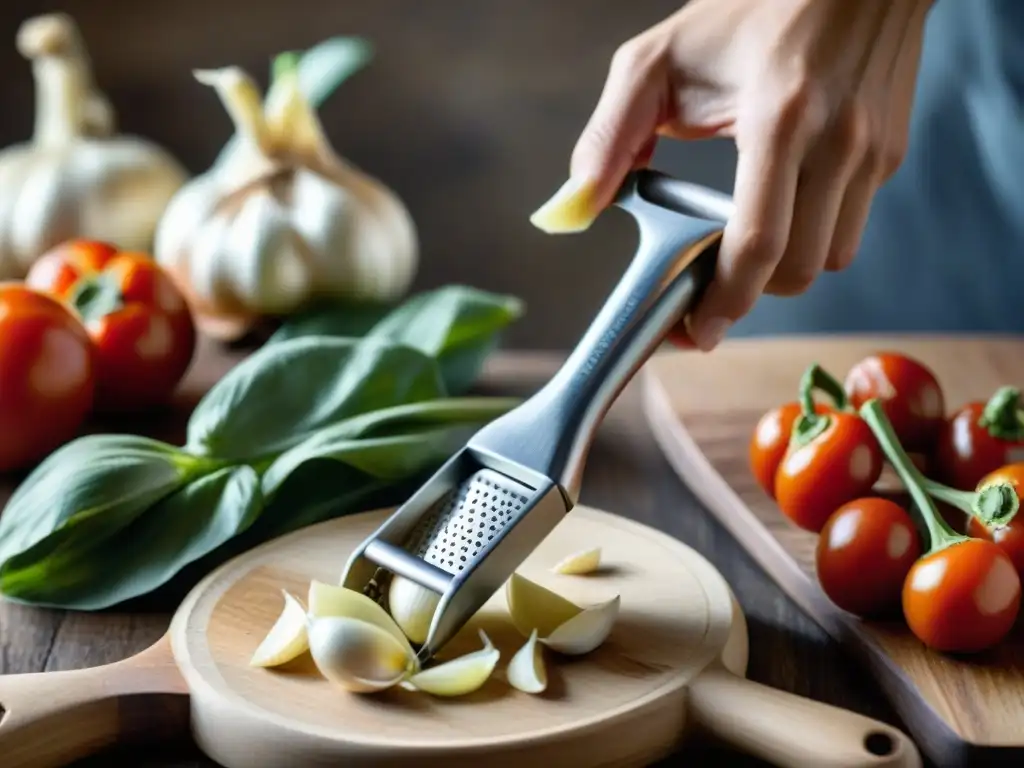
[
  {"left": 816, "top": 498, "right": 922, "bottom": 618},
  {"left": 749, "top": 401, "right": 831, "bottom": 498},
  {"left": 935, "top": 393, "right": 1024, "bottom": 491},
  {"left": 774, "top": 412, "right": 884, "bottom": 533},
  {"left": 903, "top": 538, "right": 1020, "bottom": 653},
  {"left": 966, "top": 463, "right": 1024, "bottom": 576},
  {"left": 0, "top": 283, "right": 96, "bottom": 472},
  {"left": 26, "top": 240, "right": 196, "bottom": 412},
  {"left": 844, "top": 352, "right": 945, "bottom": 454}
]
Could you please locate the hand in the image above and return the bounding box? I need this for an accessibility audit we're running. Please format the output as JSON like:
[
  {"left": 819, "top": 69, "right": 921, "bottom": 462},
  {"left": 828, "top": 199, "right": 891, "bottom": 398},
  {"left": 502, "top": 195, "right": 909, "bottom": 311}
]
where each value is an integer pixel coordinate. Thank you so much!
[{"left": 570, "top": 0, "right": 932, "bottom": 351}]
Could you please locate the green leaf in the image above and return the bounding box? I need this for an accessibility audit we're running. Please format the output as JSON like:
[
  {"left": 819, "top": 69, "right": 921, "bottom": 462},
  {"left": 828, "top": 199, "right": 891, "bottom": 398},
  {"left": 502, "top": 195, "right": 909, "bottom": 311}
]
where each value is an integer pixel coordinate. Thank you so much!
[
  {"left": 272, "top": 286, "right": 524, "bottom": 395},
  {"left": 261, "top": 396, "right": 518, "bottom": 495},
  {"left": 268, "top": 298, "right": 393, "bottom": 344},
  {"left": 0, "top": 466, "right": 262, "bottom": 610},
  {"left": 185, "top": 336, "right": 446, "bottom": 461},
  {"left": 0, "top": 435, "right": 200, "bottom": 573},
  {"left": 214, "top": 36, "right": 373, "bottom": 167}
]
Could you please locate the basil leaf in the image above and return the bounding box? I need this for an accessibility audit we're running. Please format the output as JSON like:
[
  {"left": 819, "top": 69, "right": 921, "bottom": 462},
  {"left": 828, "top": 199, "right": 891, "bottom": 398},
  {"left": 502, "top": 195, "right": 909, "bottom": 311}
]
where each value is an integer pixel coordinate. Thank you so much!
[
  {"left": 214, "top": 36, "right": 372, "bottom": 167},
  {"left": 261, "top": 396, "right": 517, "bottom": 495},
  {"left": 0, "top": 466, "right": 262, "bottom": 610},
  {"left": 271, "top": 286, "right": 524, "bottom": 395},
  {"left": 268, "top": 298, "right": 393, "bottom": 345},
  {"left": 186, "top": 336, "right": 445, "bottom": 461},
  {"left": 0, "top": 435, "right": 198, "bottom": 573}
]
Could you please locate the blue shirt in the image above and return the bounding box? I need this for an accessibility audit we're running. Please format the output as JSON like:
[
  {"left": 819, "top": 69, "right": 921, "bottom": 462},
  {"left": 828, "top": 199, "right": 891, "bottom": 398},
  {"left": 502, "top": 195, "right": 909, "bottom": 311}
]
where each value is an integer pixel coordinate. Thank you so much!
[{"left": 732, "top": 0, "right": 1024, "bottom": 337}]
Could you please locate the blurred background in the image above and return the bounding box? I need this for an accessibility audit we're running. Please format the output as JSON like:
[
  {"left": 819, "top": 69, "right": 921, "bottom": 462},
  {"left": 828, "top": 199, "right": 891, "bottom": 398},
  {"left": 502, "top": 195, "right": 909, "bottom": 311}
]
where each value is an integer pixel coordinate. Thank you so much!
[{"left": 0, "top": 0, "right": 738, "bottom": 350}]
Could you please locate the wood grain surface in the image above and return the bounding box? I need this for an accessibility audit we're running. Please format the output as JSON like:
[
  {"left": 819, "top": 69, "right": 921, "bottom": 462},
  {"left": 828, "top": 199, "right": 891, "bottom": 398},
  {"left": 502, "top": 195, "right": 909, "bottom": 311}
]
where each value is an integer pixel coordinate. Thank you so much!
[
  {"left": 0, "top": 338, "right": 914, "bottom": 767},
  {"left": 642, "top": 336, "right": 1024, "bottom": 768}
]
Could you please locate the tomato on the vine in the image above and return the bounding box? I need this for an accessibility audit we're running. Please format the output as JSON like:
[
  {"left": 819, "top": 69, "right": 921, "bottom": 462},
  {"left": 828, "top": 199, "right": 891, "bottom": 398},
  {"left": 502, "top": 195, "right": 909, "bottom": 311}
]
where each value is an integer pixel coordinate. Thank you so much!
[
  {"left": 774, "top": 411, "right": 883, "bottom": 533},
  {"left": 816, "top": 498, "right": 921, "bottom": 618},
  {"left": 749, "top": 401, "right": 831, "bottom": 498},
  {"left": 0, "top": 283, "right": 96, "bottom": 472},
  {"left": 903, "top": 538, "right": 1020, "bottom": 653},
  {"left": 26, "top": 240, "right": 196, "bottom": 412},
  {"left": 935, "top": 387, "right": 1024, "bottom": 491},
  {"left": 844, "top": 352, "right": 945, "bottom": 454},
  {"left": 966, "top": 463, "right": 1024, "bottom": 576}
]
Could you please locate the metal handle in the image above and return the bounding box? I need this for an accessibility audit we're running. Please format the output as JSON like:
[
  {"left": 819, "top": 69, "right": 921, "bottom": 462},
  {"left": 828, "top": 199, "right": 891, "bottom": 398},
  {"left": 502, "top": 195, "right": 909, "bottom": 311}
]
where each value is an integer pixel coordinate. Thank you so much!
[{"left": 469, "top": 169, "right": 732, "bottom": 504}]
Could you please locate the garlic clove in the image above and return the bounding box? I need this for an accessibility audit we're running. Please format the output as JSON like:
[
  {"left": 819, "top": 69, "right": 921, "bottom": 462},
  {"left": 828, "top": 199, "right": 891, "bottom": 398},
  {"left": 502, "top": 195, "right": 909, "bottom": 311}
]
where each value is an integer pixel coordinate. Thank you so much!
[
  {"left": 529, "top": 176, "right": 602, "bottom": 234},
  {"left": 552, "top": 546, "right": 602, "bottom": 575},
  {"left": 505, "top": 572, "right": 582, "bottom": 637},
  {"left": 542, "top": 594, "right": 620, "bottom": 656},
  {"left": 506, "top": 628, "right": 547, "bottom": 694},
  {"left": 307, "top": 615, "right": 415, "bottom": 693},
  {"left": 250, "top": 590, "right": 310, "bottom": 667},
  {"left": 387, "top": 574, "right": 441, "bottom": 645},
  {"left": 400, "top": 630, "right": 500, "bottom": 697},
  {"left": 505, "top": 572, "right": 620, "bottom": 656},
  {"left": 309, "top": 580, "right": 417, "bottom": 664}
]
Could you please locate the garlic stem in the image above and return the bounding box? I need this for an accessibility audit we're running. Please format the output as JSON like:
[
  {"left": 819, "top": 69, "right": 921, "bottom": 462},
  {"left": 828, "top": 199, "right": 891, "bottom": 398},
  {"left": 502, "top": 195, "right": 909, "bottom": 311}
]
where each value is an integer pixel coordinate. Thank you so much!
[
  {"left": 263, "top": 52, "right": 329, "bottom": 158},
  {"left": 195, "top": 67, "right": 272, "bottom": 157},
  {"left": 17, "top": 14, "right": 93, "bottom": 147}
]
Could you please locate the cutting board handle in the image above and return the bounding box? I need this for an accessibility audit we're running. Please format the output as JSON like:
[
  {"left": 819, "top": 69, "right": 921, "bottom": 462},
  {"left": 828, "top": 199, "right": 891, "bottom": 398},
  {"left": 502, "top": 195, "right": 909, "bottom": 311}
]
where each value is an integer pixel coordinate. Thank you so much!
[
  {"left": 0, "top": 636, "right": 187, "bottom": 768},
  {"left": 688, "top": 666, "right": 922, "bottom": 768}
]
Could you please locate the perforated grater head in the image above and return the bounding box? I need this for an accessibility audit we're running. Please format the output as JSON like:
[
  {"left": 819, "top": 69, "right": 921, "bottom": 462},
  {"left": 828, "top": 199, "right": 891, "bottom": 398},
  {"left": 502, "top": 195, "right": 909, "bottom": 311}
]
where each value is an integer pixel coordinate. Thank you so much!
[{"left": 340, "top": 169, "right": 733, "bottom": 663}]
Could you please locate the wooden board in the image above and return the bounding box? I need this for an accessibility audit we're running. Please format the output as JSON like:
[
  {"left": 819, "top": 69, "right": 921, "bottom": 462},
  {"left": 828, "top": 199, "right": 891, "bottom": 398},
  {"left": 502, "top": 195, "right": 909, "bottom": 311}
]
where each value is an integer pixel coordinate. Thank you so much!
[
  {"left": 641, "top": 336, "right": 1024, "bottom": 768},
  {"left": 0, "top": 505, "right": 920, "bottom": 768}
]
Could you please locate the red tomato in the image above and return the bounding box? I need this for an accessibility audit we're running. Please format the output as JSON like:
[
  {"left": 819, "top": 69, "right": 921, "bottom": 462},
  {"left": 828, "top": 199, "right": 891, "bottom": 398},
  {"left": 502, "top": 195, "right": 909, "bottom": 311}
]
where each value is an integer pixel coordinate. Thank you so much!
[
  {"left": 935, "top": 394, "right": 1024, "bottom": 491},
  {"left": 816, "top": 498, "right": 922, "bottom": 617},
  {"left": 0, "top": 283, "right": 96, "bottom": 471},
  {"left": 26, "top": 240, "right": 196, "bottom": 412},
  {"left": 844, "top": 352, "right": 945, "bottom": 454},
  {"left": 966, "top": 463, "right": 1024, "bottom": 576},
  {"left": 749, "top": 401, "right": 831, "bottom": 498},
  {"left": 903, "top": 538, "right": 1020, "bottom": 653},
  {"left": 774, "top": 412, "right": 884, "bottom": 533}
]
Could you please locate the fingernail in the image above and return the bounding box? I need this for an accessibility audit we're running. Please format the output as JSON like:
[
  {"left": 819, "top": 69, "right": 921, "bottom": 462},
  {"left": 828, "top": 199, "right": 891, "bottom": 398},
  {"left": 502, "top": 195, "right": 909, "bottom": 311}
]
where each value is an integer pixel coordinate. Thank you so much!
[
  {"left": 529, "top": 175, "right": 601, "bottom": 234},
  {"left": 690, "top": 316, "right": 731, "bottom": 352}
]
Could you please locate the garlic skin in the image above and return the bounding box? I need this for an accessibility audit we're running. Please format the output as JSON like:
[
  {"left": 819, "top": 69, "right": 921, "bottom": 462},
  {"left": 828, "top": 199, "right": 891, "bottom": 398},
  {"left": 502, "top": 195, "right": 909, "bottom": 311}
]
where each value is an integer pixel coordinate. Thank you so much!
[
  {"left": 155, "top": 57, "right": 418, "bottom": 341},
  {"left": 250, "top": 590, "right": 310, "bottom": 668},
  {"left": 307, "top": 615, "right": 414, "bottom": 693},
  {"left": 387, "top": 574, "right": 441, "bottom": 645},
  {"left": 401, "top": 630, "right": 499, "bottom": 697},
  {"left": 0, "top": 14, "right": 187, "bottom": 280}
]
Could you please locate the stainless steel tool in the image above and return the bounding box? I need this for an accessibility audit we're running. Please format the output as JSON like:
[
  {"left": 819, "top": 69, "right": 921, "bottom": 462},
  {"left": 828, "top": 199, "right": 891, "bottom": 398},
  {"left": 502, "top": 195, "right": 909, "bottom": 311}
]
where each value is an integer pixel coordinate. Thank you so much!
[{"left": 340, "top": 168, "right": 735, "bottom": 662}]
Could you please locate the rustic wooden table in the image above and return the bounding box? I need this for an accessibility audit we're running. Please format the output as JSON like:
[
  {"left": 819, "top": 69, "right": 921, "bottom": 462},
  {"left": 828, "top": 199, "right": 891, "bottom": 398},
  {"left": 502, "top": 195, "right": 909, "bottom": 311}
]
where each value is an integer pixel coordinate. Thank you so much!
[{"left": 0, "top": 342, "right": 911, "bottom": 767}]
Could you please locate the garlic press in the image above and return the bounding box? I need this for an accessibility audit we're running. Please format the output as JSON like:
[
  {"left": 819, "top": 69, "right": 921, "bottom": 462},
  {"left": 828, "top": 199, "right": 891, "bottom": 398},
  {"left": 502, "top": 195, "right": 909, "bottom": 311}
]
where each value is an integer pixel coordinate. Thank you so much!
[{"left": 340, "top": 169, "right": 735, "bottom": 662}]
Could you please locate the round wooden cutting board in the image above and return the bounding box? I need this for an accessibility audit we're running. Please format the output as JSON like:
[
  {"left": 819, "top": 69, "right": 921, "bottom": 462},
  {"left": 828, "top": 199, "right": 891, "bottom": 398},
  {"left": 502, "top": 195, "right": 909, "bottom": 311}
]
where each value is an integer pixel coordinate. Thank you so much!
[{"left": 0, "top": 505, "right": 920, "bottom": 767}]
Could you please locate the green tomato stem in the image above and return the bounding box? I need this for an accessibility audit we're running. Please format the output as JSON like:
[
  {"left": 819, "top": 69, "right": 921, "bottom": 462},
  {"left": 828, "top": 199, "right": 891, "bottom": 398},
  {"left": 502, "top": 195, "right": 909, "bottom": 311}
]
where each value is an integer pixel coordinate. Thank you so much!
[
  {"left": 978, "top": 386, "right": 1024, "bottom": 442},
  {"left": 792, "top": 363, "right": 849, "bottom": 447},
  {"left": 859, "top": 399, "right": 968, "bottom": 554},
  {"left": 924, "top": 478, "right": 1019, "bottom": 530}
]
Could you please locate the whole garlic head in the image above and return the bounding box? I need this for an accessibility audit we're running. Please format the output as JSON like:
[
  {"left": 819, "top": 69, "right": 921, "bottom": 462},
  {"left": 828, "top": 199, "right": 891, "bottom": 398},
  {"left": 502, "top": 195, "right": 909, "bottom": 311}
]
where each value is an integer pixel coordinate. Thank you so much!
[
  {"left": 154, "top": 53, "right": 418, "bottom": 341},
  {"left": 0, "top": 13, "right": 188, "bottom": 279}
]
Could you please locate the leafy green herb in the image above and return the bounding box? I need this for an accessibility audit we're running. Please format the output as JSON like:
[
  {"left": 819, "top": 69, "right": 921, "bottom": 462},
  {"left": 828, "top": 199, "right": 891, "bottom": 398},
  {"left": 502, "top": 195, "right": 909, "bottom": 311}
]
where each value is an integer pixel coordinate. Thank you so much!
[
  {"left": 0, "top": 285, "right": 524, "bottom": 610},
  {"left": 271, "top": 285, "right": 524, "bottom": 395},
  {"left": 187, "top": 337, "right": 444, "bottom": 462}
]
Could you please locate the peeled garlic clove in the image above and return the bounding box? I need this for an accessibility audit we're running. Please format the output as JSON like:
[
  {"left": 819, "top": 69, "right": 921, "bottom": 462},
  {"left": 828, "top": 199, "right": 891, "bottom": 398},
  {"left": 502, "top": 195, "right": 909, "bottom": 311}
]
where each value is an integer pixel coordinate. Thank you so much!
[
  {"left": 307, "top": 615, "right": 415, "bottom": 693},
  {"left": 529, "top": 176, "right": 601, "bottom": 234},
  {"left": 387, "top": 574, "right": 441, "bottom": 645},
  {"left": 552, "top": 547, "right": 602, "bottom": 575},
  {"left": 507, "top": 629, "right": 547, "bottom": 694},
  {"left": 401, "top": 630, "right": 500, "bottom": 697},
  {"left": 505, "top": 572, "right": 620, "bottom": 656},
  {"left": 250, "top": 590, "right": 310, "bottom": 667},
  {"left": 309, "top": 580, "right": 418, "bottom": 665},
  {"left": 542, "top": 595, "right": 620, "bottom": 655}
]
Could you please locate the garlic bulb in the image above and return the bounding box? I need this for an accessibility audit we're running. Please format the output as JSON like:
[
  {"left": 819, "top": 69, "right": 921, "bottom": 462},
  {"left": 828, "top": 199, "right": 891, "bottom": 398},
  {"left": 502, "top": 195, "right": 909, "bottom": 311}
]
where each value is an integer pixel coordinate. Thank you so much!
[
  {"left": 154, "top": 54, "right": 418, "bottom": 341},
  {"left": 0, "top": 13, "right": 188, "bottom": 279},
  {"left": 308, "top": 615, "right": 413, "bottom": 693}
]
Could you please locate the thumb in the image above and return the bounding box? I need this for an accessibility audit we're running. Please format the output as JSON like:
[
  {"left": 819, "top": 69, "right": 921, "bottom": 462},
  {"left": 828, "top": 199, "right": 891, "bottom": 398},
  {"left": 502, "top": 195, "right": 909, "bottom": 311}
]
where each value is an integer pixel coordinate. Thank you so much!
[{"left": 569, "top": 38, "right": 667, "bottom": 210}]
